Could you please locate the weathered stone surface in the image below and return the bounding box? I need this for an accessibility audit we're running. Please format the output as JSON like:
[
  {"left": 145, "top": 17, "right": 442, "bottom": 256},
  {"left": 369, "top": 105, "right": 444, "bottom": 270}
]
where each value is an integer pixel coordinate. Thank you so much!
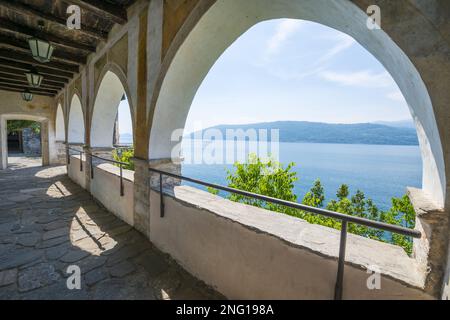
[
  {"left": 134, "top": 250, "right": 168, "bottom": 277},
  {"left": 109, "top": 261, "right": 136, "bottom": 278},
  {"left": 18, "top": 264, "right": 60, "bottom": 292},
  {"left": 106, "top": 243, "right": 148, "bottom": 267},
  {"left": 46, "top": 243, "right": 71, "bottom": 260},
  {"left": 20, "top": 282, "right": 91, "bottom": 300},
  {"left": 0, "top": 249, "right": 43, "bottom": 269},
  {"left": 0, "top": 269, "right": 17, "bottom": 287},
  {"left": 0, "top": 159, "right": 220, "bottom": 300},
  {"left": 42, "top": 227, "right": 69, "bottom": 241},
  {"left": 76, "top": 256, "right": 107, "bottom": 275},
  {"left": 84, "top": 268, "right": 108, "bottom": 286},
  {"left": 17, "top": 233, "right": 40, "bottom": 247},
  {"left": 60, "top": 250, "right": 90, "bottom": 263},
  {"left": 93, "top": 277, "right": 155, "bottom": 300}
]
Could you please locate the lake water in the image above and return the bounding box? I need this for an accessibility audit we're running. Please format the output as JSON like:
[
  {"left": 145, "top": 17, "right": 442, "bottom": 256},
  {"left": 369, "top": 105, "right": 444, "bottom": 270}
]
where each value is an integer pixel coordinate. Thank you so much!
[{"left": 181, "top": 142, "right": 422, "bottom": 211}]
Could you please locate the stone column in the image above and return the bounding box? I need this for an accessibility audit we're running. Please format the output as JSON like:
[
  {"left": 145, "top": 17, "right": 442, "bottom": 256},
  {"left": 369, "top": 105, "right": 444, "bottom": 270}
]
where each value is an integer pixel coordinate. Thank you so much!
[
  {"left": 408, "top": 187, "right": 450, "bottom": 298},
  {"left": 133, "top": 157, "right": 151, "bottom": 238},
  {"left": 54, "top": 141, "right": 67, "bottom": 164},
  {"left": 40, "top": 120, "right": 50, "bottom": 166},
  {"left": 133, "top": 157, "right": 182, "bottom": 240},
  {"left": 0, "top": 116, "right": 7, "bottom": 170},
  {"left": 83, "top": 145, "right": 93, "bottom": 192}
]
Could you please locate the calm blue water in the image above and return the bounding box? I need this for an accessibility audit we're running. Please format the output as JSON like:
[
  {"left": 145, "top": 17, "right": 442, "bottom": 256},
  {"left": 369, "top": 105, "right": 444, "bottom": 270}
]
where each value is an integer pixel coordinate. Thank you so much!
[{"left": 181, "top": 142, "right": 422, "bottom": 211}]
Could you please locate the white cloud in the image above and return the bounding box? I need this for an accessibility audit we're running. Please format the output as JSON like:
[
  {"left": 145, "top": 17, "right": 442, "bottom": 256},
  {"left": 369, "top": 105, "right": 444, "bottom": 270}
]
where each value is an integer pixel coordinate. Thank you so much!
[
  {"left": 261, "top": 22, "right": 355, "bottom": 81},
  {"left": 317, "top": 34, "right": 355, "bottom": 64},
  {"left": 386, "top": 90, "right": 406, "bottom": 102},
  {"left": 319, "top": 70, "right": 395, "bottom": 88},
  {"left": 266, "top": 19, "right": 304, "bottom": 55}
]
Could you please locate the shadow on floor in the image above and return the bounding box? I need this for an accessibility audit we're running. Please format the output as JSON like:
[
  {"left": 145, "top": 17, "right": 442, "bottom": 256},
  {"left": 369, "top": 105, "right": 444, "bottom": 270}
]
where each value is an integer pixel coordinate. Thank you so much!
[{"left": 0, "top": 162, "right": 223, "bottom": 300}]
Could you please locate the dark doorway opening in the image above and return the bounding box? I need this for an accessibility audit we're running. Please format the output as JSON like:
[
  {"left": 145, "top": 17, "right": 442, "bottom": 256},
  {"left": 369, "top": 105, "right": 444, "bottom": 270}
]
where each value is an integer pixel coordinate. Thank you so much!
[{"left": 7, "top": 131, "right": 23, "bottom": 153}]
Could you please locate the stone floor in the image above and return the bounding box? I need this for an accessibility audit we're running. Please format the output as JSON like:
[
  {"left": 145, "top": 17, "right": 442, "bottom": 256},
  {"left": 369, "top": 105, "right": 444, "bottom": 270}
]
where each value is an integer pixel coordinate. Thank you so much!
[{"left": 0, "top": 156, "right": 223, "bottom": 300}]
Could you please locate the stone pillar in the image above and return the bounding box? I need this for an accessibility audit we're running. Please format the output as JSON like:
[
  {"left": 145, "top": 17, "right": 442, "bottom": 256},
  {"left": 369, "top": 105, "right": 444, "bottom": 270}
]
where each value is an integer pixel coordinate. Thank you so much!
[
  {"left": 40, "top": 120, "right": 50, "bottom": 166},
  {"left": 54, "top": 141, "right": 67, "bottom": 164},
  {"left": 133, "top": 157, "right": 182, "bottom": 240},
  {"left": 83, "top": 145, "right": 93, "bottom": 192},
  {"left": 408, "top": 187, "right": 450, "bottom": 298},
  {"left": 0, "top": 116, "right": 7, "bottom": 170},
  {"left": 133, "top": 157, "right": 151, "bottom": 238}
]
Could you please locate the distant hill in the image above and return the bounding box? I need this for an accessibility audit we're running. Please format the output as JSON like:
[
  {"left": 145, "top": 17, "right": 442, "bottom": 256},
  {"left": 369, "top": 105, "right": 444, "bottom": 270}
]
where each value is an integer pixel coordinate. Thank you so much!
[
  {"left": 188, "top": 121, "right": 419, "bottom": 146},
  {"left": 372, "top": 120, "right": 415, "bottom": 129}
]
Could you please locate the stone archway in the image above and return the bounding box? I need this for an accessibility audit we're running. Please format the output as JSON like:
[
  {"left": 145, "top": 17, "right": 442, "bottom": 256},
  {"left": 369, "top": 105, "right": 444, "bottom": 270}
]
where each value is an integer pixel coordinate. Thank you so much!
[
  {"left": 68, "top": 94, "right": 85, "bottom": 144},
  {"left": 0, "top": 113, "right": 49, "bottom": 169},
  {"left": 148, "top": 0, "right": 446, "bottom": 208},
  {"left": 90, "top": 68, "right": 133, "bottom": 148}
]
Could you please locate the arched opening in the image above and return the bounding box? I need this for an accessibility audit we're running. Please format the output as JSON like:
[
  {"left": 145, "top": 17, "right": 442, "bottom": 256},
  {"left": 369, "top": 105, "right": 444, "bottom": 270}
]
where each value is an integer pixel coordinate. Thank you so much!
[
  {"left": 68, "top": 94, "right": 85, "bottom": 144},
  {"left": 0, "top": 114, "right": 47, "bottom": 169},
  {"left": 55, "top": 103, "right": 65, "bottom": 142},
  {"left": 90, "top": 70, "right": 133, "bottom": 148},
  {"left": 182, "top": 19, "right": 421, "bottom": 213},
  {"left": 149, "top": 0, "right": 445, "bottom": 208}
]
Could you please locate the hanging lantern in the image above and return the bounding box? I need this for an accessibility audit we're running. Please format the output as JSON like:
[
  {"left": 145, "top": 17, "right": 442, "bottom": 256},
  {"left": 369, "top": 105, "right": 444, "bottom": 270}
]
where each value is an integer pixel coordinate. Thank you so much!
[
  {"left": 28, "top": 37, "right": 54, "bottom": 63},
  {"left": 25, "top": 68, "right": 44, "bottom": 88},
  {"left": 21, "top": 89, "right": 33, "bottom": 102}
]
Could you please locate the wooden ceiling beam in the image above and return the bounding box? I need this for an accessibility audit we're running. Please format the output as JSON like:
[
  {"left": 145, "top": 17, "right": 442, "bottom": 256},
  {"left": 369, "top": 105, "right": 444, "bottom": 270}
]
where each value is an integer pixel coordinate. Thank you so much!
[
  {"left": 0, "top": 48, "right": 79, "bottom": 73},
  {"left": 0, "top": 86, "right": 54, "bottom": 97},
  {"left": 0, "top": 58, "right": 74, "bottom": 79},
  {"left": 0, "top": 83, "right": 57, "bottom": 96},
  {"left": 64, "top": 0, "right": 127, "bottom": 25},
  {"left": 0, "top": 0, "right": 108, "bottom": 41},
  {"left": 0, "top": 73, "right": 64, "bottom": 89},
  {"left": 0, "top": 17, "right": 96, "bottom": 52},
  {"left": 0, "top": 78, "right": 61, "bottom": 90},
  {"left": 0, "top": 66, "right": 68, "bottom": 84},
  {"left": 0, "top": 35, "right": 87, "bottom": 65}
]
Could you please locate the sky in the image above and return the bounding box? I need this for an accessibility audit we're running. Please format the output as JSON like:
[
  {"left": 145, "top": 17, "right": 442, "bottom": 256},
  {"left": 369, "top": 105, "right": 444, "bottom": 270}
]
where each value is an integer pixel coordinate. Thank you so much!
[
  {"left": 117, "top": 19, "right": 412, "bottom": 137},
  {"left": 117, "top": 98, "right": 133, "bottom": 135},
  {"left": 182, "top": 19, "right": 411, "bottom": 134}
]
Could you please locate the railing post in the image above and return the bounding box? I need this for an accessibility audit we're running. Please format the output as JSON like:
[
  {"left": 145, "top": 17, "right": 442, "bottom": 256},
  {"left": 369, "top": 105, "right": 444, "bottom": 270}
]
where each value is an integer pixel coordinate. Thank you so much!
[
  {"left": 66, "top": 145, "right": 70, "bottom": 164},
  {"left": 119, "top": 164, "right": 124, "bottom": 196},
  {"left": 79, "top": 151, "right": 83, "bottom": 172},
  {"left": 160, "top": 173, "right": 164, "bottom": 218},
  {"left": 334, "top": 220, "right": 348, "bottom": 300},
  {"left": 90, "top": 153, "right": 94, "bottom": 179}
]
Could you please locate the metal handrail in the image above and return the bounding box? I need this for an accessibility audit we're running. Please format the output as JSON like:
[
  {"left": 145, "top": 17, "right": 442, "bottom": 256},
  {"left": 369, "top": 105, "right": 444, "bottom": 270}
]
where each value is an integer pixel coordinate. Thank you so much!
[
  {"left": 66, "top": 146, "right": 127, "bottom": 196},
  {"left": 90, "top": 154, "right": 127, "bottom": 197},
  {"left": 148, "top": 167, "right": 421, "bottom": 300},
  {"left": 67, "top": 146, "right": 84, "bottom": 171}
]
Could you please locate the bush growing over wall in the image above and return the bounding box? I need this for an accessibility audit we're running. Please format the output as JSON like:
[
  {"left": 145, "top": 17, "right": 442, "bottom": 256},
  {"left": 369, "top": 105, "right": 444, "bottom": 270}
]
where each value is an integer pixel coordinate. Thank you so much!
[
  {"left": 208, "top": 154, "right": 415, "bottom": 254},
  {"left": 112, "top": 147, "right": 134, "bottom": 170}
]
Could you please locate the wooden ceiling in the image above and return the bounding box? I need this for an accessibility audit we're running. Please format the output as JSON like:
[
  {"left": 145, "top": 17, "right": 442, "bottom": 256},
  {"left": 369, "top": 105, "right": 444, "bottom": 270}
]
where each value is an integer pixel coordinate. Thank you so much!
[{"left": 0, "top": 0, "right": 136, "bottom": 97}]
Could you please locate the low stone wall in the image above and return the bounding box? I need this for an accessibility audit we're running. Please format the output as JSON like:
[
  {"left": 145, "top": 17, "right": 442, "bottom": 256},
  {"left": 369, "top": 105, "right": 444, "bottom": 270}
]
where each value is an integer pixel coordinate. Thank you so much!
[
  {"left": 67, "top": 157, "right": 434, "bottom": 299},
  {"left": 90, "top": 163, "right": 134, "bottom": 226},
  {"left": 67, "top": 155, "right": 86, "bottom": 189},
  {"left": 148, "top": 185, "right": 433, "bottom": 300}
]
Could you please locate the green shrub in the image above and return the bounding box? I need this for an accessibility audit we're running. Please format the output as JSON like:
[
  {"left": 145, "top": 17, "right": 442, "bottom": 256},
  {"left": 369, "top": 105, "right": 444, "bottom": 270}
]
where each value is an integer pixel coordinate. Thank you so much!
[
  {"left": 112, "top": 148, "right": 135, "bottom": 171},
  {"left": 209, "top": 153, "right": 415, "bottom": 254}
]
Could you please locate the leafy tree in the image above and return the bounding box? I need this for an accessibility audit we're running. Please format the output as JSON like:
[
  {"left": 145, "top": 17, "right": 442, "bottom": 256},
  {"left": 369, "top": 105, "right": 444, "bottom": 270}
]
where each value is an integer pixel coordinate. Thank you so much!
[
  {"left": 7, "top": 120, "right": 40, "bottom": 134},
  {"left": 210, "top": 154, "right": 416, "bottom": 254},
  {"left": 112, "top": 147, "right": 134, "bottom": 170}
]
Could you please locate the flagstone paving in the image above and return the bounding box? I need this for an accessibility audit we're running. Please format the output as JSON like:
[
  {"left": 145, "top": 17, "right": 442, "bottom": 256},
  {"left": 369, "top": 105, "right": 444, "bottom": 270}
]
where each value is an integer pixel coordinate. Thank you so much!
[{"left": 0, "top": 156, "right": 223, "bottom": 300}]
